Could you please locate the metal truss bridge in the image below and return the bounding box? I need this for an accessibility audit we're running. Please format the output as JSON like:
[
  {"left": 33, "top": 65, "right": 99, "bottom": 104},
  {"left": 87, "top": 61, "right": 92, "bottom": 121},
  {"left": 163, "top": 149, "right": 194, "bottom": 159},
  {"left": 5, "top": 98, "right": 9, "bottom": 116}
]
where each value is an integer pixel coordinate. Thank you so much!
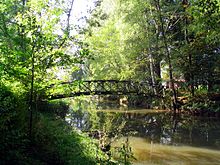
[{"left": 48, "top": 80, "right": 162, "bottom": 100}]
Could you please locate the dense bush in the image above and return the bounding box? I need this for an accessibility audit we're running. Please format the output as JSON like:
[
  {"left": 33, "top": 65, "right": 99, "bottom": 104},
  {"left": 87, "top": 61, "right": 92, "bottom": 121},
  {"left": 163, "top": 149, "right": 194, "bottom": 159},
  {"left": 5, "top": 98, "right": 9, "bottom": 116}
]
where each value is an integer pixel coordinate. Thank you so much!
[
  {"left": 0, "top": 82, "right": 29, "bottom": 164},
  {"left": 182, "top": 94, "right": 220, "bottom": 116}
]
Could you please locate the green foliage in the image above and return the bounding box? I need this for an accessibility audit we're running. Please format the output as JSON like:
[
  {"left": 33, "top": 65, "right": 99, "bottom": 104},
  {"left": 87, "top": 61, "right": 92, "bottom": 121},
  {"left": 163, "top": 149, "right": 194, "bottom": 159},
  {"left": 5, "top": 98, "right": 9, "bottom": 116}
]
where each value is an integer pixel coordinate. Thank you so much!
[
  {"left": 32, "top": 114, "right": 108, "bottom": 164},
  {"left": 113, "top": 137, "right": 136, "bottom": 165},
  {"left": 0, "top": 83, "right": 16, "bottom": 114},
  {"left": 1, "top": 0, "right": 220, "bottom": 163},
  {"left": 182, "top": 94, "right": 220, "bottom": 113},
  {"left": 0, "top": 82, "right": 29, "bottom": 164},
  {"left": 83, "top": 0, "right": 139, "bottom": 80},
  {"left": 0, "top": 91, "right": 110, "bottom": 164},
  {"left": 177, "top": 0, "right": 220, "bottom": 91},
  {"left": 0, "top": 0, "right": 80, "bottom": 99},
  {"left": 0, "top": 81, "right": 27, "bottom": 131},
  {"left": 83, "top": 0, "right": 220, "bottom": 111}
]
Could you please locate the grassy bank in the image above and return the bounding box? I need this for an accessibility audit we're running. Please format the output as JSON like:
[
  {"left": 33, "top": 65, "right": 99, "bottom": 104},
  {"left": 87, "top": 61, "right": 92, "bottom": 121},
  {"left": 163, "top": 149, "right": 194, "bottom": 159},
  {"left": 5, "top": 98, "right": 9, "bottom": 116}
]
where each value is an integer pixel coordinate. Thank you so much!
[{"left": 0, "top": 83, "right": 111, "bottom": 164}]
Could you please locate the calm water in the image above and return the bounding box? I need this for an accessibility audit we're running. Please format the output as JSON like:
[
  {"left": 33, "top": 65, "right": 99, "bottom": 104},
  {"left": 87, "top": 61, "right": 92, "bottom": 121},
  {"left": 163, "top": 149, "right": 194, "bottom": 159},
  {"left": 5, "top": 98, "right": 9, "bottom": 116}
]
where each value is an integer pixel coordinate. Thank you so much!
[{"left": 65, "top": 100, "right": 220, "bottom": 164}]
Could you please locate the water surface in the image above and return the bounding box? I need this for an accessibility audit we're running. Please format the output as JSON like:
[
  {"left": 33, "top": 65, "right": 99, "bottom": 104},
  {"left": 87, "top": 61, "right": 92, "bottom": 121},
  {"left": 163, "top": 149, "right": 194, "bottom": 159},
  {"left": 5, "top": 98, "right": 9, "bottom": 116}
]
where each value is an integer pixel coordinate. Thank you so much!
[{"left": 66, "top": 101, "right": 220, "bottom": 164}]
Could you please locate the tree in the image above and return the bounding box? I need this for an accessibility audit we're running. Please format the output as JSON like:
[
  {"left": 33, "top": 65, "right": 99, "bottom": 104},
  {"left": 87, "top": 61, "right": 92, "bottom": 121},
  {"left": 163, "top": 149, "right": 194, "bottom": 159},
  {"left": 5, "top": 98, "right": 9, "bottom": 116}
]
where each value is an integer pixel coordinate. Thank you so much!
[
  {"left": 186, "top": 0, "right": 220, "bottom": 92},
  {"left": 83, "top": 0, "right": 220, "bottom": 110},
  {"left": 0, "top": 0, "right": 78, "bottom": 138},
  {"left": 83, "top": 0, "right": 136, "bottom": 80}
]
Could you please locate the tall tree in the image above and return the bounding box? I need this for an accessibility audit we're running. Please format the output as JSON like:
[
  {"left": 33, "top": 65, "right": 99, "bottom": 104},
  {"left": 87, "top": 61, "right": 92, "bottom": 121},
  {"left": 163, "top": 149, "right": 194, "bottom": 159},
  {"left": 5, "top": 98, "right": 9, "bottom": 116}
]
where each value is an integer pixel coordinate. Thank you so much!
[
  {"left": 84, "top": 0, "right": 137, "bottom": 80},
  {"left": 83, "top": 0, "right": 220, "bottom": 109},
  {"left": 187, "top": 0, "right": 220, "bottom": 92},
  {"left": 0, "top": 0, "right": 78, "bottom": 138}
]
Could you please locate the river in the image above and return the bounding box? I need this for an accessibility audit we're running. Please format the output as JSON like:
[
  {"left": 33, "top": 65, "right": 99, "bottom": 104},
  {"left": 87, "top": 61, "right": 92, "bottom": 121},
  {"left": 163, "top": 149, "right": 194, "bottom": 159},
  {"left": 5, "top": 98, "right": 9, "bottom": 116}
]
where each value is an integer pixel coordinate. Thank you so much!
[{"left": 65, "top": 98, "right": 220, "bottom": 165}]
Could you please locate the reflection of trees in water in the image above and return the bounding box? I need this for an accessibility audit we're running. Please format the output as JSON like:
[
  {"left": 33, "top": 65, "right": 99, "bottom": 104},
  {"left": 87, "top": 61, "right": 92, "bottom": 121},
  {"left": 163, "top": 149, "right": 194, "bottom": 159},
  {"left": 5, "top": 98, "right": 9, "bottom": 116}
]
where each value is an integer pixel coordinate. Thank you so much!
[
  {"left": 67, "top": 98, "right": 127, "bottom": 141},
  {"left": 66, "top": 98, "right": 220, "bottom": 149},
  {"left": 68, "top": 110, "right": 90, "bottom": 129},
  {"left": 178, "top": 117, "right": 220, "bottom": 149},
  {"left": 122, "top": 112, "right": 171, "bottom": 143},
  {"left": 117, "top": 113, "right": 220, "bottom": 149},
  {"left": 66, "top": 98, "right": 98, "bottom": 131},
  {"left": 95, "top": 112, "right": 127, "bottom": 144}
]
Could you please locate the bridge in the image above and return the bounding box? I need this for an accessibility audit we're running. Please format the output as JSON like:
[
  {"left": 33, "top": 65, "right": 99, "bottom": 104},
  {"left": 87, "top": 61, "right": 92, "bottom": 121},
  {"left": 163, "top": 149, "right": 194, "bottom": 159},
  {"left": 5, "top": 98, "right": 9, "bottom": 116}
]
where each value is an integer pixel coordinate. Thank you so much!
[{"left": 48, "top": 80, "right": 163, "bottom": 100}]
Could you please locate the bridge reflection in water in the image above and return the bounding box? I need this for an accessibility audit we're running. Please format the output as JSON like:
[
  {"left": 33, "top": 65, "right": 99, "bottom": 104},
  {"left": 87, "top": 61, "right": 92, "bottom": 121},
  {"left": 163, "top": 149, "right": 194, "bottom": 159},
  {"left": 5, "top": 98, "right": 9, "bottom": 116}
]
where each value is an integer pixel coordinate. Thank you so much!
[{"left": 48, "top": 80, "right": 163, "bottom": 100}]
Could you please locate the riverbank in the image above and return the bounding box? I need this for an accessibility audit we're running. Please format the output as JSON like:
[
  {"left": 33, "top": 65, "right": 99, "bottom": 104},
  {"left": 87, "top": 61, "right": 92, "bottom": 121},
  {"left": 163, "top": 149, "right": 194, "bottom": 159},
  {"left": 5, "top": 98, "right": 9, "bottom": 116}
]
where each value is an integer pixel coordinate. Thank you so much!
[
  {"left": 1, "top": 110, "right": 109, "bottom": 164},
  {"left": 0, "top": 88, "right": 110, "bottom": 165}
]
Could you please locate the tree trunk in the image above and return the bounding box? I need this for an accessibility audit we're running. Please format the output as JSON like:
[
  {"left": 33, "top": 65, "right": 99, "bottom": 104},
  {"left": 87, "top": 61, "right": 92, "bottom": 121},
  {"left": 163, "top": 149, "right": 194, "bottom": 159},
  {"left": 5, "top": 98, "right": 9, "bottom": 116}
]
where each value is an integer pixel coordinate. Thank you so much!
[
  {"left": 154, "top": 60, "right": 161, "bottom": 80},
  {"left": 29, "top": 46, "right": 35, "bottom": 141},
  {"left": 155, "top": 0, "right": 178, "bottom": 113},
  {"left": 183, "top": 0, "right": 194, "bottom": 96},
  {"left": 149, "top": 53, "right": 157, "bottom": 95}
]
